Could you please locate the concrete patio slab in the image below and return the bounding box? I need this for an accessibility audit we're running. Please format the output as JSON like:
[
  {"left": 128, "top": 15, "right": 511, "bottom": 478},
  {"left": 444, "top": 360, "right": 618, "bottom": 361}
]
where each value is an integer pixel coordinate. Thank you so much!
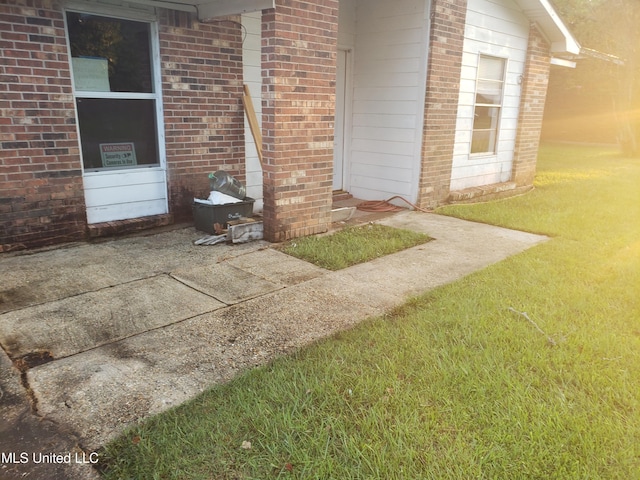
[
  {"left": 0, "top": 274, "right": 224, "bottom": 360},
  {"left": 0, "top": 228, "right": 268, "bottom": 314},
  {"left": 171, "top": 262, "right": 282, "bottom": 305},
  {"left": 223, "top": 248, "right": 327, "bottom": 286}
]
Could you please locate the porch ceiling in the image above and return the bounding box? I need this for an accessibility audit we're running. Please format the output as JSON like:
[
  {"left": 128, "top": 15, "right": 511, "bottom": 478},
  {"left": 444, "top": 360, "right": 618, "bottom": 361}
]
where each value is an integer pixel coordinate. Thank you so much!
[
  {"left": 124, "top": 0, "right": 274, "bottom": 21},
  {"left": 515, "top": 0, "right": 581, "bottom": 56}
]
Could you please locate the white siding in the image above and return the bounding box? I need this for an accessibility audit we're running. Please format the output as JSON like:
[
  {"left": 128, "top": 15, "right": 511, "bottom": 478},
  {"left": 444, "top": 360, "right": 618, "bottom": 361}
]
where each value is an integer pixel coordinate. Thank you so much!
[
  {"left": 338, "top": 0, "right": 356, "bottom": 48},
  {"left": 241, "top": 12, "right": 263, "bottom": 209},
  {"left": 345, "top": 0, "right": 429, "bottom": 202},
  {"left": 334, "top": 0, "right": 356, "bottom": 191},
  {"left": 450, "top": 0, "right": 529, "bottom": 191}
]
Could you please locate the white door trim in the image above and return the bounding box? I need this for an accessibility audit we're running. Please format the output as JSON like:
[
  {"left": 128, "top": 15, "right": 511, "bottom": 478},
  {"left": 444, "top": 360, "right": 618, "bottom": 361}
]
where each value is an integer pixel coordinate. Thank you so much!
[{"left": 333, "top": 47, "right": 353, "bottom": 192}]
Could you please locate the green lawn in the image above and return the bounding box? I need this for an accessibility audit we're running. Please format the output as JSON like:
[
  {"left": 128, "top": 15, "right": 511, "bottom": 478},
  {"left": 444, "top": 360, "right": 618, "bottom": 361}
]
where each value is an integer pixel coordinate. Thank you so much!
[
  {"left": 100, "top": 144, "right": 640, "bottom": 479},
  {"left": 279, "top": 223, "right": 431, "bottom": 270}
]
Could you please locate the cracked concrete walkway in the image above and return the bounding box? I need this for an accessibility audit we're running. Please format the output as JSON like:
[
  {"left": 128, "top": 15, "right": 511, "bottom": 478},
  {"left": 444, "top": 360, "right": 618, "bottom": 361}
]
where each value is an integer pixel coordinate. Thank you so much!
[{"left": 0, "top": 212, "right": 547, "bottom": 479}]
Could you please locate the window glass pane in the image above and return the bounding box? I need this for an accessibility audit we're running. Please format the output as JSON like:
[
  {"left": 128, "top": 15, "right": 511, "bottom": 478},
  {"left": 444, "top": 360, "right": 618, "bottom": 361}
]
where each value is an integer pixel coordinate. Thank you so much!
[
  {"left": 471, "top": 129, "right": 498, "bottom": 154},
  {"left": 471, "top": 56, "right": 505, "bottom": 154},
  {"left": 478, "top": 56, "right": 505, "bottom": 81},
  {"left": 475, "top": 79, "right": 502, "bottom": 105},
  {"left": 471, "top": 130, "right": 490, "bottom": 153},
  {"left": 67, "top": 12, "right": 153, "bottom": 93},
  {"left": 471, "top": 106, "right": 499, "bottom": 154},
  {"left": 473, "top": 106, "right": 500, "bottom": 130},
  {"left": 76, "top": 98, "right": 159, "bottom": 170}
]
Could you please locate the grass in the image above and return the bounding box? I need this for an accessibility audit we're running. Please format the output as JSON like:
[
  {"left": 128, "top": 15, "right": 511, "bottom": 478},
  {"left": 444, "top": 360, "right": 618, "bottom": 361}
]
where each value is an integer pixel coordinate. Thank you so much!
[
  {"left": 278, "top": 223, "right": 431, "bottom": 270},
  {"left": 100, "top": 143, "right": 640, "bottom": 479}
]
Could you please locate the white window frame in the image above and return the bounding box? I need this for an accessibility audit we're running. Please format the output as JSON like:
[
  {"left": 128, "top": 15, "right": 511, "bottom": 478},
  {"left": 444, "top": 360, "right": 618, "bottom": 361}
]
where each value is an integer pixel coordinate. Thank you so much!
[
  {"left": 63, "top": 3, "right": 167, "bottom": 175},
  {"left": 470, "top": 54, "right": 507, "bottom": 157}
]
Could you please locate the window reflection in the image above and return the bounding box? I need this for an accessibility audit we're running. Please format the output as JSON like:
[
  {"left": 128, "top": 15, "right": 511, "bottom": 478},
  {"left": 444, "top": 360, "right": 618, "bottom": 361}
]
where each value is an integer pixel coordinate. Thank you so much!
[
  {"left": 67, "top": 12, "right": 153, "bottom": 93},
  {"left": 76, "top": 98, "right": 159, "bottom": 170}
]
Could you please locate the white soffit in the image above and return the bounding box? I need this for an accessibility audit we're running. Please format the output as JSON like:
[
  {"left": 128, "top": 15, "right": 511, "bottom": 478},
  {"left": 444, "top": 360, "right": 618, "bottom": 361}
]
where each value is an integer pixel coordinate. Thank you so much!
[
  {"left": 514, "top": 0, "right": 581, "bottom": 55},
  {"left": 550, "top": 57, "right": 576, "bottom": 68},
  {"left": 124, "top": 0, "right": 274, "bottom": 20}
]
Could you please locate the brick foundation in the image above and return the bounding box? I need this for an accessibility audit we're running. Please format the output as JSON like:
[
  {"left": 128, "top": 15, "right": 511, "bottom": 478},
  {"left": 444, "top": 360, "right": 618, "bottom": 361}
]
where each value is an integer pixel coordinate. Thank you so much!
[
  {"left": 261, "top": 0, "right": 338, "bottom": 242},
  {"left": 87, "top": 214, "right": 174, "bottom": 239}
]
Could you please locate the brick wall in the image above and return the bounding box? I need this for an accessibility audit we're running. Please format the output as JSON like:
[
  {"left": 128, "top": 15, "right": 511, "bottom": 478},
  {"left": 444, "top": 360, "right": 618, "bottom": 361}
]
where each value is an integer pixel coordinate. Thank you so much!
[
  {"left": 261, "top": 0, "right": 338, "bottom": 242},
  {"left": 159, "top": 11, "right": 245, "bottom": 219},
  {"left": 0, "top": 0, "right": 85, "bottom": 252},
  {"left": 512, "top": 25, "right": 550, "bottom": 187},
  {"left": 0, "top": 1, "right": 245, "bottom": 251},
  {"left": 417, "top": 0, "right": 468, "bottom": 209}
]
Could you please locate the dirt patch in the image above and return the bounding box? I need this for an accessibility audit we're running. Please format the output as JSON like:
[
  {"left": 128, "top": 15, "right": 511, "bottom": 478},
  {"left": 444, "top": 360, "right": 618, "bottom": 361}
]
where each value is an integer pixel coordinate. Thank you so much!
[
  {"left": 13, "top": 350, "right": 55, "bottom": 371},
  {"left": 0, "top": 286, "right": 39, "bottom": 313}
]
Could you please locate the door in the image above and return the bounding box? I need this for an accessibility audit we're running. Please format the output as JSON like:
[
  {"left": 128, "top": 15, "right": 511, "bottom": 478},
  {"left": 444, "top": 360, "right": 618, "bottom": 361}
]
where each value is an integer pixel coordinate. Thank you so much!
[
  {"left": 333, "top": 48, "right": 349, "bottom": 191},
  {"left": 66, "top": 10, "right": 168, "bottom": 224}
]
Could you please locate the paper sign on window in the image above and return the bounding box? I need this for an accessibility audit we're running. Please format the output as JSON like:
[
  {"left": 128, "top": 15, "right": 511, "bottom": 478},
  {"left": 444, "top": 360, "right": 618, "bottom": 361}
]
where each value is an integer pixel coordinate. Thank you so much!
[
  {"left": 100, "top": 143, "right": 137, "bottom": 168},
  {"left": 72, "top": 57, "right": 110, "bottom": 92}
]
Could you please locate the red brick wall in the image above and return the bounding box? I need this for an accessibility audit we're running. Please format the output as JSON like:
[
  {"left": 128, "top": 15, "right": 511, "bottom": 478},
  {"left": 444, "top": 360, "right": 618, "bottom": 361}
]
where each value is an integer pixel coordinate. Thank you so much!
[
  {"left": 261, "top": 0, "right": 338, "bottom": 242},
  {"left": 512, "top": 25, "right": 550, "bottom": 187},
  {"left": 0, "top": 0, "right": 85, "bottom": 252},
  {"left": 159, "top": 10, "right": 245, "bottom": 219},
  {"left": 417, "top": 0, "right": 468, "bottom": 209},
  {"left": 0, "top": 2, "right": 244, "bottom": 251}
]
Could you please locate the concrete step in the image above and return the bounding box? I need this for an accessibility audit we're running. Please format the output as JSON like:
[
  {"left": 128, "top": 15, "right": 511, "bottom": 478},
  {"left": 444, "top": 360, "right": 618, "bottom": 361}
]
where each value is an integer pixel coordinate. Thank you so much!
[{"left": 332, "top": 190, "right": 353, "bottom": 202}]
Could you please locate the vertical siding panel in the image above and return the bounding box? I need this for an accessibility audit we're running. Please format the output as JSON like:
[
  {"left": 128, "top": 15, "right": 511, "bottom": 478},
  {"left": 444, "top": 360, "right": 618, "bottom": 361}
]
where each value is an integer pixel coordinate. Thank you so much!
[{"left": 242, "top": 12, "right": 263, "bottom": 207}]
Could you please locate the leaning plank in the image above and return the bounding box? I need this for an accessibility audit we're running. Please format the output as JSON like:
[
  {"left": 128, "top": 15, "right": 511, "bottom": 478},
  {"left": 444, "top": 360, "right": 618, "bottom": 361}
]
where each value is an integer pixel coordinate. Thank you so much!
[{"left": 242, "top": 84, "right": 263, "bottom": 167}]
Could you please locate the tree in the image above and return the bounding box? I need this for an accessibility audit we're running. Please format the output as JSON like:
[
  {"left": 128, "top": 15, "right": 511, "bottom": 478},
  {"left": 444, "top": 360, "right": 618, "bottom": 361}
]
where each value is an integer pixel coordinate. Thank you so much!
[{"left": 544, "top": 0, "right": 640, "bottom": 155}]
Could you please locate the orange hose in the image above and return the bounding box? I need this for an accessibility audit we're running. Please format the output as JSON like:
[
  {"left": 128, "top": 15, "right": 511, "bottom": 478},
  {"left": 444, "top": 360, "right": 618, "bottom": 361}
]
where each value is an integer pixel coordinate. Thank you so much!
[{"left": 356, "top": 196, "right": 433, "bottom": 214}]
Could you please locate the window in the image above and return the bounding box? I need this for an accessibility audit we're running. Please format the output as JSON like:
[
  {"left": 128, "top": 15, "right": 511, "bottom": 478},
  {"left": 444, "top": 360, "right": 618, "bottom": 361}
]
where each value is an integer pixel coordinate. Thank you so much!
[
  {"left": 66, "top": 11, "right": 161, "bottom": 171},
  {"left": 471, "top": 55, "right": 506, "bottom": 155}
]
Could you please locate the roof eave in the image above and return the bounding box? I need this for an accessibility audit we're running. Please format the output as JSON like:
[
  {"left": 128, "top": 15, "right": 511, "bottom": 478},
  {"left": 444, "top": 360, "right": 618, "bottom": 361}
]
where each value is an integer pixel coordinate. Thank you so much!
[
  {"left": 516, "top": 0, "right": 581, "bottom": 56},
  {"left": 196, "top": 0, "right": 274, "bottom": 21},
  {"left": 112, "top": 0, "right": 275, "bottom": 20}
]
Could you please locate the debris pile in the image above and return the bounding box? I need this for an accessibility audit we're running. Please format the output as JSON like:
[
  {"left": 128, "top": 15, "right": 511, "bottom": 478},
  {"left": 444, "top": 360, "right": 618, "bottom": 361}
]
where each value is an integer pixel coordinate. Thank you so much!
[{"left": 193, "top": 171, "right": 262, "bottom": 245}]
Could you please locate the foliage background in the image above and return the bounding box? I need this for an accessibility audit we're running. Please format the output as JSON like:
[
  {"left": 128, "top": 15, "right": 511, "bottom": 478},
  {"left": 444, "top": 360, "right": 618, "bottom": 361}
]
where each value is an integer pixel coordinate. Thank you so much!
[{"left": 542, "top": 0, "right": 640, "bottom": 154}]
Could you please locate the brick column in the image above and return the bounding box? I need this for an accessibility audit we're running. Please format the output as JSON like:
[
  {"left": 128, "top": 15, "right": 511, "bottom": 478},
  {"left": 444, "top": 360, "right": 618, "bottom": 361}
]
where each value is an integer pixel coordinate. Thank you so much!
[
  {"left": 261, "top": 0, "right": 338, "bottom": 242},
  {"left": 417, "top": 0, "right": 467, "bottom": 209},
  {"left": 512, "top": 25, "right": 551, "bottom": 187}
]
